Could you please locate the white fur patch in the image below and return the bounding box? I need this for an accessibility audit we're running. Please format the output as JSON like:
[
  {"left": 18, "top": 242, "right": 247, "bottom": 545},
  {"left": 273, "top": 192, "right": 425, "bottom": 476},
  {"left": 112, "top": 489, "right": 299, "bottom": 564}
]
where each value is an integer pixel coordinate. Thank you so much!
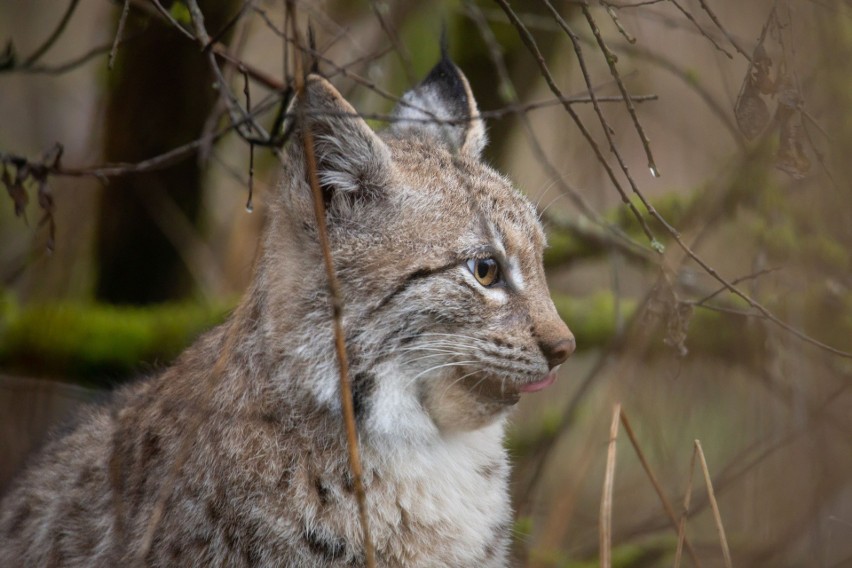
[{"left": 507, "top": 255, "right": 525, "bottom": 291}]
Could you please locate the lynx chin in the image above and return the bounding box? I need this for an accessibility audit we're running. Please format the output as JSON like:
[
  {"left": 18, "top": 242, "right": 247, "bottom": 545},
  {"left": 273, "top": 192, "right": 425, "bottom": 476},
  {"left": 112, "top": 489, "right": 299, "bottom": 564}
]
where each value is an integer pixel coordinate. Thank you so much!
[{"left": 0, "top": 55, "right": 575, "bottom": 566}]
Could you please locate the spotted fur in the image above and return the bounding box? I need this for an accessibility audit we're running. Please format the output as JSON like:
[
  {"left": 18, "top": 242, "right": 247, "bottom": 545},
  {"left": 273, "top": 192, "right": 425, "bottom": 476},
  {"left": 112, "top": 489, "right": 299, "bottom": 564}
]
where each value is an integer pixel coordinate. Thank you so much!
[{"left": 0, "top": 56, "right": 574, "bottom": 567}]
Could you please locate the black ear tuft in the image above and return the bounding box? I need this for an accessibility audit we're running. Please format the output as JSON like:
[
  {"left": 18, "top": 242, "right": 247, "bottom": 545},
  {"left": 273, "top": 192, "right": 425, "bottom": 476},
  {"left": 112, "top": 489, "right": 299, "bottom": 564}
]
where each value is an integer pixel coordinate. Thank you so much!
[{"left": 389, "top": 53, "right": 487, "bottom": 158}]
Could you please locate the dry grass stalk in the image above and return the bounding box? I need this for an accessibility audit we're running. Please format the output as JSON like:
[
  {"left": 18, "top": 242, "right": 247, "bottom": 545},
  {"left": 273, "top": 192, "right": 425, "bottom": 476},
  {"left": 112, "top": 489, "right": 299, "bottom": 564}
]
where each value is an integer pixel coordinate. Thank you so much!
[
  {"left": 600, "top": 402, "right": 622, "bottom": 568},
  {"left": 620, "top": 409, "right": 702, "bottom": 566},
  {"left": 286, "top": 3, "right": 375, "bottom": 566},
  {"left": 695, "top": 440, "right": 733, "bottom": 568},
  {"left": 674, "top": 441, "right": 699, "bottom": 568}
]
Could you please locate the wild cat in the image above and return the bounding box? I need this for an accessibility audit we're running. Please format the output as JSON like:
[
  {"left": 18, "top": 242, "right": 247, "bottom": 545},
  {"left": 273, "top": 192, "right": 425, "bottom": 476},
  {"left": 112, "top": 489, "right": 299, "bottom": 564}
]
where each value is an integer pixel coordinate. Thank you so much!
[{"left": 0, "top": 55, "right": 574, "bottom": 566}]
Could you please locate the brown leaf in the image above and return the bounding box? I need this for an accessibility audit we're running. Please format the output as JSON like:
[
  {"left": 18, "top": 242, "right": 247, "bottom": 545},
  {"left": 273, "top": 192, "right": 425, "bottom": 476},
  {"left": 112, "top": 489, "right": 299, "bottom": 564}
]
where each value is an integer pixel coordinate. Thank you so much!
[
  {"left": 36, "top": 180, "right": 56, "bottom": 253},
  {"left": 735, "top": 80, "right": 770, "bottom": 140},
  {"left": 776, "top": 111, "right": 811, "bottom": 180},
  {"left": 2, "top": 166, "right": 29, "bottom": 219},
  {"left": 752, "top": 43, "right": 775, "bottom": 95}
]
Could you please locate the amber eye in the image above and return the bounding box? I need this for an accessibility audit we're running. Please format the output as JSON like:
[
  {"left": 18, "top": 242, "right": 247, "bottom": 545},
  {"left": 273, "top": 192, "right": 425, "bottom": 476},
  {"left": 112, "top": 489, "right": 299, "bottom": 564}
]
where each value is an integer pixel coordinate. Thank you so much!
[{"left": 467, "top": 258, "right": 501, "bottom": 287}]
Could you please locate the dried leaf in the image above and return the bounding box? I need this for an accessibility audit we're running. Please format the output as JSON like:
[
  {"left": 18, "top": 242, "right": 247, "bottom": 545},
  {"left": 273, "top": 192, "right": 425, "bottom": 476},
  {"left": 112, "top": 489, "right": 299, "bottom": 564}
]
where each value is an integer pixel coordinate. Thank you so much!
[
  {"left": 646, "top": 281, "right": 693, "bottom": 357},
  {"left": 35, "top": 177, "right": 57, "bottom": 253},
  {"left": 3, "top": 166, "right": 29, "bottom": 219},
  {"left": 37, "top": 179, "right": 54, "bottom": 213},
  {"left": 776, "top": 111, "right": 811, "bottom": 180},
  {"left": 775, "top": 75, "right": 800, "bottom": 111},
  {"left": 0, "top": 40, "right": 15, "bottom": 71},
  {"left": 664, "top": 301, "right": 694, "bottom": 358},
  {"left": 735, "top": 80, "right": 770, "bottom": 140},
  {"left": 752, "top": 44, "right": 775, "bottom": 95}
]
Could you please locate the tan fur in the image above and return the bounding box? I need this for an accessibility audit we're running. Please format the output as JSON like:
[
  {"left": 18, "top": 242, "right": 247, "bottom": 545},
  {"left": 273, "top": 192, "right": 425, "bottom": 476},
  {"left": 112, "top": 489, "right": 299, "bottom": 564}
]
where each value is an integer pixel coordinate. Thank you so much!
[{"left": 0, "top": 59, "right": 573, "bottom": 567}]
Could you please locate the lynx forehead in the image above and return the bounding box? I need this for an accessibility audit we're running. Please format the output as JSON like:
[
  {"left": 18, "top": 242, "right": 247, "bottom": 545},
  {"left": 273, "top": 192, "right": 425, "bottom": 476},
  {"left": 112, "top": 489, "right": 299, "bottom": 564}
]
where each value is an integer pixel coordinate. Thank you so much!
[{"left": 1, "top": 54, "right": 574, "bottom": 567}]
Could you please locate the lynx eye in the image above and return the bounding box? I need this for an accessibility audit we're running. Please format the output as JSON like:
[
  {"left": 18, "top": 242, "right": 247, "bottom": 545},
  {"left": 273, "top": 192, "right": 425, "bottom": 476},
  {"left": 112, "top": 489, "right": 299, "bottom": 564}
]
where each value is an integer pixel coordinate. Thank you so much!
[{"left": 466, "top": 258, "right": 501, "bottom": 287}]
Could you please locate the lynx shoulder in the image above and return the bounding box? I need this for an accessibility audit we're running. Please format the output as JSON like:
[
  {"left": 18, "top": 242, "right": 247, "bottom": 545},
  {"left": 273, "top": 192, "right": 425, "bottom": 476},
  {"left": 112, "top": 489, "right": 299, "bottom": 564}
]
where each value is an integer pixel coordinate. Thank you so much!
[{"left": 0, "top": 55, "right": 574, "bottom": 567}]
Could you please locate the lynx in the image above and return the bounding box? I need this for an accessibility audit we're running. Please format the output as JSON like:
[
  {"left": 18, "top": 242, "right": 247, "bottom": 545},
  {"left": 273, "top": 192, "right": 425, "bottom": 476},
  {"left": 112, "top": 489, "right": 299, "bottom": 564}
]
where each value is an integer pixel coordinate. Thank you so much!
[{"left": 0, "top": 56, "right": 574, "bottom": 566}]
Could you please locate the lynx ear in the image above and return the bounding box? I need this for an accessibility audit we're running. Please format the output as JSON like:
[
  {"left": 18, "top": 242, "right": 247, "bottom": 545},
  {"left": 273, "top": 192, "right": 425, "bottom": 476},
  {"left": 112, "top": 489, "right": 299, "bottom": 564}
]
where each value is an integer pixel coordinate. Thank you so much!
[
  {"left": 389, "top": 55, "right": 487, "bottom": 159},
  {"left": 287, "top": 75, "right": 391, "bottom": 214}
]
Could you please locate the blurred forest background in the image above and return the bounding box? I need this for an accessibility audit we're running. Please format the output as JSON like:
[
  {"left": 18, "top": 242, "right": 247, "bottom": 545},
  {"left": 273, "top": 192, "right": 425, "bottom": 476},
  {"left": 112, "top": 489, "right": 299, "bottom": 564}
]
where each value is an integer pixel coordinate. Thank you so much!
[{"left": 2, "top": 0, "right": 852, "bottom": 566}]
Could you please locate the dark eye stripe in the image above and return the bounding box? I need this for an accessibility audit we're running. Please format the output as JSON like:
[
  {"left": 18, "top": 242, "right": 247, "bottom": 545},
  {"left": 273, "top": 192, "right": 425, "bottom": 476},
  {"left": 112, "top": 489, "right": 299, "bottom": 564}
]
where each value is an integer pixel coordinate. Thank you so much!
[{"left": 370, "top": 261, "right": 458, "bottom": 316}]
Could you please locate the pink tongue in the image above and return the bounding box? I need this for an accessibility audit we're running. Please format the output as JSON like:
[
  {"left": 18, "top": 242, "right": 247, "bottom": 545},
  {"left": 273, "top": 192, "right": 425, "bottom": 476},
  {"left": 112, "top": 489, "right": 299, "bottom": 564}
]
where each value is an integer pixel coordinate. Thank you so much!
[{"left": 519, "top": 368, "right": 559, "bottom": 393}]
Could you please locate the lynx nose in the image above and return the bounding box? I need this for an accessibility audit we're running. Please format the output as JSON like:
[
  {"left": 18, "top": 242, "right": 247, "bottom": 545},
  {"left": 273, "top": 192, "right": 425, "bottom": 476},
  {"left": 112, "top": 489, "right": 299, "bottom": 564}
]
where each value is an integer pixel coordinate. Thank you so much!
[{"left": 539, "top": 335, "right": 576, "bottom": 369}]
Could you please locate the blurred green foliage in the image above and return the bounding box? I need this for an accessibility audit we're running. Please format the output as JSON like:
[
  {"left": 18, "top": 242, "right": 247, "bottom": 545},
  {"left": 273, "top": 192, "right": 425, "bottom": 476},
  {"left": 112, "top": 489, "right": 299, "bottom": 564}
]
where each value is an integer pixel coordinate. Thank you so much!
[{"left": 0, "top": 294, "right": 232, "bottom": 386}]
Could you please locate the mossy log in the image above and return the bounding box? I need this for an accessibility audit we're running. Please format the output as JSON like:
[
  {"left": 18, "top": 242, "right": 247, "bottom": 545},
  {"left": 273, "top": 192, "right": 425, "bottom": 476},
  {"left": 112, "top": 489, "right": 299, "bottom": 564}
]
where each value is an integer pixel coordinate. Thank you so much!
[
  {"left": 0, "top": 296, "right": 230, "bottom": 386},
  {"left": 0, "top": 289, "right": 776, "bottom": 385}
]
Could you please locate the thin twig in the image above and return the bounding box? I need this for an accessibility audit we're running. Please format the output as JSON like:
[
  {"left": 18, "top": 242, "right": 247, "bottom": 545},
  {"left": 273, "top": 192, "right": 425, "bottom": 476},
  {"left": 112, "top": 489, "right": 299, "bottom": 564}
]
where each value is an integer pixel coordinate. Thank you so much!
[
  {"left": 109, "top": 0, "right": 132, "bottom": 69},
  {"left": 694, "top": 0, "right": 752, "bottom": 60},
  {"left": 578, "top": 4, "right": 661, "bottom": 177},
  {"left": 368, "top": 0, "right": 416, "bottom": 86},
  {"left": 148, "top": 0, "right": 196, "bottom": 40},
  {"left": 186, "top": 0, "right": 270, "bottom": 144},
  {"left": 0, "top": 89, "right": 282, "bottom": 180},
  {"left": 600, "top": 402, "right": 622, "bottom": 568},
  {"left": 496, "top": 0, "right": 660, "bottom": 248},
  {"left": 22, "top": 0, "right": 82, "bottom": 67},
  {"left": 287, "top": 5, "right": 375, "bottom": 567},
  {"left": 466, "top": 1, "right": 650, "bottom": 267},
  {"left": 243, "top": 68, "right": 255, "bottom": 213},
  {"left": 15, "top": 33, "right": 142, "bottom": 75},
  {"left": 691, "top": 266, "right": 781, "bottom": 307},
  {"left": 203, "top": 0, "right": 254, "bottom": 51},
  {"left": 695, "top": 440, "right": 733, "bottom": 568},
  {"left": 596, "top": 37, "right": 743, "bottom": 144},
  {"left": 578, "top": 30, "right": 850, "bottom": 360},
  {"left": 667, "top": 0, "right": 734, "bottom": 59},
  {"left": 600, "top": 2, "right": 637, "bottom": 43}
]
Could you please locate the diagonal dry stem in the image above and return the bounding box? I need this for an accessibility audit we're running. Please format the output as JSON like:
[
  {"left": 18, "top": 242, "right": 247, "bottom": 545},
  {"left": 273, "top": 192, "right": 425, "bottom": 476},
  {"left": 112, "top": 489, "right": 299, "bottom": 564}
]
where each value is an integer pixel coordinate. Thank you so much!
[
  {"left": 620, "top": 409, "right": 702, "bottom": 566},
  {"left": 695, "top": 440, "right": 733, "bottom": 568},
  {"left": 287, "top": 4, "right": 375, "bottom": 567},
  {"left": 673, "top": 442, "right": 698, "bottom": 568},
  {"left": 600, "top": 402, "right": 622, "bottom": 568}
]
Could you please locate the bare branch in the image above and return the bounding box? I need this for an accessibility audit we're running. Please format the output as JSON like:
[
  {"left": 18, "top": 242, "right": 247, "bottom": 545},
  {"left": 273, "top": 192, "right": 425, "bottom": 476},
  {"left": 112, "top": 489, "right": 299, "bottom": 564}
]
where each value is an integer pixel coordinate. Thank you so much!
[
  {"left": 577, "top": 4, "right": 661, "bottom": 177},
  {"left": 694, "top": 0, "right": 753, "bottom": 60},
  {"left": 495, "top": 0, "right": 661, "bottom": 249},
  {"left": 368, "top": 0, "right": 416, "bottom": 86},
  {"left": 109, "top": 0, "right": 132, "bottom": 70},
  {"left": 667, "top": 0, "right": 734, "bottom": 59},
  {"left": 21, "top": 0, "right": 82, "bottom": 67}
]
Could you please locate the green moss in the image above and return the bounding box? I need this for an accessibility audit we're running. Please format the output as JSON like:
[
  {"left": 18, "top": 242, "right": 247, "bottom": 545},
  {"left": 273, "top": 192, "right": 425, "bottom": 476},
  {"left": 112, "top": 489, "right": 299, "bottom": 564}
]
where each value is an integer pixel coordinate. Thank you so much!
[
  {"left": 543, "top": 224, "right": 595, "bottom": 267},
  {"left": 544, "top": 192, "right": 699, "bottom": 267},
  {"left": 533, "top": 538, "right": 671, "bottom": 568},
  {"left": 551, "top": 290, "right": 766, "bottom": 361},
  {"left": 553, "top": 291, "right": 637, "bottom": 350},
  {"left": 0, "top": 298, "right": 232, "bottom": 386},
  {"left": 169, "top": 1, "right": 192, "bottom": 26},
  {"left": 803, "top": 235, "right": 850, "bottom": 272},
  {"left": 513, "top": 515, "right": 534, "bottom": 542}
]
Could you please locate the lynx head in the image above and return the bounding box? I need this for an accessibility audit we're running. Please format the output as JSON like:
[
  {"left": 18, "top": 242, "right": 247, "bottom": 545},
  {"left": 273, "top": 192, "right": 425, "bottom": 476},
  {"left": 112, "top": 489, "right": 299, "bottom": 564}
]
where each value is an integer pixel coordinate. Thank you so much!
[{"left": 264, "top": 55, "right": 574, "bottom": 443}]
